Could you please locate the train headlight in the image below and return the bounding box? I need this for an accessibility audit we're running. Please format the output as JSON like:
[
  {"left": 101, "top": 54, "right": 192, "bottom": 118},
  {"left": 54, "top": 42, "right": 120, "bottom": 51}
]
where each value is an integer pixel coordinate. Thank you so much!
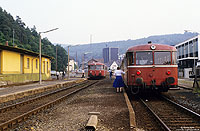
[
  {"left": 166, "top": 77, "right": 175, "bottom": 84},
  {"left": 136, "top": 78, "right": 143, "bottom": 85},
  {"left": 150, "top": 45, "right": 156, "bottom": 50},
  {"left": 136, "top": 70, "right": 141, "bottom": 75},
  {"left": 166, "top": 70, "right": 171, "bottom": 75}
]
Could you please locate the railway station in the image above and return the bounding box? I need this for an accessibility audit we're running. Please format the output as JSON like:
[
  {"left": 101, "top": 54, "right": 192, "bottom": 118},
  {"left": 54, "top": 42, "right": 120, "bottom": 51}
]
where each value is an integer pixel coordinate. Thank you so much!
[
  {"left": 0, "top": 42, "right": 199, "bottom": 130},
  {"left": 0, "top": 2, "right": 200, "bottom": 130}
]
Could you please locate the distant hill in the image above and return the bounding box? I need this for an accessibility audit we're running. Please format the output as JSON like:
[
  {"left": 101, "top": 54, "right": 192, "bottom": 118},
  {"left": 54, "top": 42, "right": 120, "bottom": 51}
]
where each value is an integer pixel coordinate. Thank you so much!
[{"left": 62, "top": 32, "right": 198, "bottom": 64}]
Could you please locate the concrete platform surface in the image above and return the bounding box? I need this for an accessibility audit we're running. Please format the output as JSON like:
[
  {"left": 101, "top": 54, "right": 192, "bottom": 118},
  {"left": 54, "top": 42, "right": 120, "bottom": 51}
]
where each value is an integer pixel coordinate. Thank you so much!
[
  {"left": 0, "top": 78, "right": 86, "bottom": 103},
  {"left": 178, "top": 78, "right": 194, "bottom": 88}
]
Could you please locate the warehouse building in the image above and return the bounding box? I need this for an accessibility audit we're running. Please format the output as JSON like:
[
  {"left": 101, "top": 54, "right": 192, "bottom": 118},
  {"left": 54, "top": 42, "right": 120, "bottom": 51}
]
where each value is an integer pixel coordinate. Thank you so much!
[{"left": 0, "top": 44, "right": 52, "bottom": 85}]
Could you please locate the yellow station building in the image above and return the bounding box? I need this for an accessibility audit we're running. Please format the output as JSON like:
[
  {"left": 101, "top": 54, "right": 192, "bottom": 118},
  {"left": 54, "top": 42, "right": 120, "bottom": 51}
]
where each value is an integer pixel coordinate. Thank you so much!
[{"left": 0, "top": 44, "right": 52, "bottom": 85}]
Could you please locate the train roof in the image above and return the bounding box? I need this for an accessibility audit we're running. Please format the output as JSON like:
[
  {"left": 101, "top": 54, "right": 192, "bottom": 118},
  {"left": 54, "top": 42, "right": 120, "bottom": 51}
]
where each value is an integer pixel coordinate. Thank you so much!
[
  {"left": 88, "top": 62, "right": 105, "bottom": 66},
  {"left": 127, "top": 43, "right": 177, "bottom": 52}
]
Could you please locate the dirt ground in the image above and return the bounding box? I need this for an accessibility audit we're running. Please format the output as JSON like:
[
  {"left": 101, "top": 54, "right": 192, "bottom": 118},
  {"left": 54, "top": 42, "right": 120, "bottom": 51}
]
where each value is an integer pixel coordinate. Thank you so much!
[{"left": 13, "top": 78, "right": 130, "bottom": 131}]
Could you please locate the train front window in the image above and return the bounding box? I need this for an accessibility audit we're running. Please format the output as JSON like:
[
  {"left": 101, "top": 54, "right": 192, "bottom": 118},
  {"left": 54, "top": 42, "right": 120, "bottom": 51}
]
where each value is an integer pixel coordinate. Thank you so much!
[
  {"left": 154, "top": 52, "right": 171, "bottom": 65},
  {"left": 96, "top": 65, "right": 103, "bottom": 70},
  {"left": 89, "top": 65, "right": 95, "bottom": 70},
  {"left": 136, "top": 52, "right": 153, "bottom": 65}
]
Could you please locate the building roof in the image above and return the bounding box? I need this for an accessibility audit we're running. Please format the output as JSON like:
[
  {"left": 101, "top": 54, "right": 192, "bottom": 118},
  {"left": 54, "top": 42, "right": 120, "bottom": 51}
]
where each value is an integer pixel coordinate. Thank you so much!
[
  {"left": 87, "top": 58, "right": 99, "bottom": 63},
  {"left": 105, "top": 60, "right": 121, "bottom": 67},
  {"left": 0, "top": 44, "right": 53, "bottom": 59},
  {"left": 175, "top": 35, "right": 199, "bottom": 47},
  {"left": 95, "top": 58, "right": 104, "bottom": 63},
  {"left": 88, "top": 61, "right": 105, "bottom": 66}
]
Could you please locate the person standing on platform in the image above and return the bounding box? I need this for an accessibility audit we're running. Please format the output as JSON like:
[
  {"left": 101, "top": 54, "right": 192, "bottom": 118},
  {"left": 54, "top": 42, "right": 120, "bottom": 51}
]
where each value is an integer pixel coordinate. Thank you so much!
[
  {"left": 113, "top": 67, "right": 125, "bottom": 93},
  {"left": 81, "top": 69, "right": 85, "bottom": 78},
  {"left": 108, "top": 68, "right": 113, "bottom": 80},
  {"left": 56, "top": 71, "right": 59, "bottom": 80},
  {"left": 62, "top": 71, "right": 65, "bottom": 79}
]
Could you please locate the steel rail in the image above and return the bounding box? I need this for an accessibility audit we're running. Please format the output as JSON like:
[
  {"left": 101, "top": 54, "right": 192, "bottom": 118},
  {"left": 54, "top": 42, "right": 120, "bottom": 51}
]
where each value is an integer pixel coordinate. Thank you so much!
[
  {"left": 162, "top": 96, "right": 200, "bottom": 117},
  {"left": 0, "top": 81, "right": 88, "bottom": 113},
  {"left": 140, "top": 95, "right": 200, "bottom": 131},
  {"left": 0, "top": 80, "right": 98, "bottom": 130},
  {"left": 178, "top": 85, "right": 193, "bottom": 90},
  {"left": 139, "top": 98, "right": 171, "bottom": 131}
]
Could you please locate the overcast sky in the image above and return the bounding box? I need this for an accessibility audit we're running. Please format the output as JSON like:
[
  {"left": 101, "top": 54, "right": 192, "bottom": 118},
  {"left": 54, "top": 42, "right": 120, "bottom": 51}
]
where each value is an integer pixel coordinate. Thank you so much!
[{"left": 1, "top": 0, "right": 200, "bottom": 45}]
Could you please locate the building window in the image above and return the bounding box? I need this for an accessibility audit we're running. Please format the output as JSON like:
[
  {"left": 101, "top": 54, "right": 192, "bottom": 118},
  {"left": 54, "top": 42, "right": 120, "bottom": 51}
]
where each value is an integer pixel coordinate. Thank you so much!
[
  {"left": 189, "top": 41, "right": 193, "bottom": 57},
  {"left": 194, "top": 38, "right": 198, "bottom": 57},
  {"left": 27, "top": 58, "right": 30, "bottom": 68},
  {"left": 177, "top": 46, "right": 181, "bottom": 59},
  {"left": 185, "top": 43, "right": 188, "bottom": 57},
  {"left": 43, "top": 61, "right": 45, "bottom": 73},
  {"left": 181, "top": 45, "right": 184, "bottom": 58},
  {"left": 36, "top": 59, "right": 38, "bottom": 69},
  {"left": 47, "top": 62, "right": 48, "bottom": 73}
]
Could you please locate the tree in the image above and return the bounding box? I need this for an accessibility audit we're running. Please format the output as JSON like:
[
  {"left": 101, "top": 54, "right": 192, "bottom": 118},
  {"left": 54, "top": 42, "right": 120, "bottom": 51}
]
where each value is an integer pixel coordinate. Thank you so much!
[{"left": 0, "top": 7, "right": 68, "bottom": 71}]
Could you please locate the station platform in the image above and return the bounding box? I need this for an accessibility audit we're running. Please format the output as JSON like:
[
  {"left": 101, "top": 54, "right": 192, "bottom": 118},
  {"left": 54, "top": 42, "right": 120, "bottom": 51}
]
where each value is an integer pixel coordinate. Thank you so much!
[
  {"left": 0, "top": 78, "right": 86, "bottom": 103},
  {"left": 178, "top": 78, "right": 194, "bottom": 89}
]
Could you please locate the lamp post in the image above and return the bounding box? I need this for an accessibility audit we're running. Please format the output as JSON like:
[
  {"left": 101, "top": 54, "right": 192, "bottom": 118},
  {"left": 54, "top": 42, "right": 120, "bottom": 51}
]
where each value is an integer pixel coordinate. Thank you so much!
[
  {"left": 39, "top": 28, "right": 58, "bottom": 84},
  {"left": 67, "top": 45, "right": 70, "bottom": 80}
]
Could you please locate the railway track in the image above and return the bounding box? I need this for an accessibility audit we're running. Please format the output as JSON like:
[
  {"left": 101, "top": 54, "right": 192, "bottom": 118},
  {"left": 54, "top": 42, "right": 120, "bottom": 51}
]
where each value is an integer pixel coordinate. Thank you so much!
[
  {"left": 139, "top": 95, "right": 200, "bottom": 131},
  {"left": 178, "top": 85, "right": 193, "bottom": 90},
  {"left": 0, "top": 80, "right": 99, "bottom": 130}
]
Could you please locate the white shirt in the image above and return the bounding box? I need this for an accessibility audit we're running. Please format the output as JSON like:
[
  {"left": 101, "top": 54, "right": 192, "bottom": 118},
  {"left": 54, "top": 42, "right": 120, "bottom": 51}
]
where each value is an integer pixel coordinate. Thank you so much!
[{"left": 114, "top": 70, "right": 125, "bottom": 76}]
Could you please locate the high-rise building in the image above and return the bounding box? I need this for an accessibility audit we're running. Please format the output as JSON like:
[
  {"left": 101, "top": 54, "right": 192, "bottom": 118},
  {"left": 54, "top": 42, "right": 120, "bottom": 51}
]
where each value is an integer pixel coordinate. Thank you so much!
[
  {"left": 103, "top": 47, "right": 119, "bottom": 63},
  {"left": 103, "top": 48, "right": 109, "bottom": 63},
  {"left": 110, "top": 48, "right": 118, "bottom": 61}
]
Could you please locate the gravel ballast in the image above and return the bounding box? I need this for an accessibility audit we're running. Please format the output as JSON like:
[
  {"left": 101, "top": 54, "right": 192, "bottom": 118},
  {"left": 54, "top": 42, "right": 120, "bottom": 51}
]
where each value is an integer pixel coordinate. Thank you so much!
[
  {"left": 163, "top": 88, "right": 200, "bottom": 114},
  {"left": 12, "top": 78, "right": 129, "bottom": 131}
]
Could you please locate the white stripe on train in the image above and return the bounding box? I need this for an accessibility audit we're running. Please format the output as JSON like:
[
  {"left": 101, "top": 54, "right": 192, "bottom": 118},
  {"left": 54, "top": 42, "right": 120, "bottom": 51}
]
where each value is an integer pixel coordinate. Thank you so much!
[{"left": 127, "top": 65, "right": 178, "bottom": 68}]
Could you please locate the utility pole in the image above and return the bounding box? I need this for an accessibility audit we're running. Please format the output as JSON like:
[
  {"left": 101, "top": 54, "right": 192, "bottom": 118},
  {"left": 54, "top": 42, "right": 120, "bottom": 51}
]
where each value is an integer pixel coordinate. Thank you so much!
[
  {"left": 90, "top": 34, "right": 92, "bottom": 45},
  {"left": 39, "top": 32, "right": 42, "bottom": 84},
  {"left": 90, "top": 34, "right": 93, "bottom": 59},
  {"left": 56, "top": 46, "right": 57, "bottom": 72},
  {"left": 67, "top": 46, "right": 70, "bottom": 80},
  {"left": 76, "top": 51, "right": 78, "bottom": 70},
  {"left": 82, "top": 54, "right": 84, "bottom": 70}
]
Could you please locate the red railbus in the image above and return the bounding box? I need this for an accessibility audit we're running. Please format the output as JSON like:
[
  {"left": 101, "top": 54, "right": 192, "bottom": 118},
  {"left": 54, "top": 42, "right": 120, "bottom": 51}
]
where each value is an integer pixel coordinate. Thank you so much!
[
  {"left": 88, "top": 62, "right": 107, "bottom": 79},
  {"left": 121, "top": 43, "right": 178, "bottom": 93}
]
